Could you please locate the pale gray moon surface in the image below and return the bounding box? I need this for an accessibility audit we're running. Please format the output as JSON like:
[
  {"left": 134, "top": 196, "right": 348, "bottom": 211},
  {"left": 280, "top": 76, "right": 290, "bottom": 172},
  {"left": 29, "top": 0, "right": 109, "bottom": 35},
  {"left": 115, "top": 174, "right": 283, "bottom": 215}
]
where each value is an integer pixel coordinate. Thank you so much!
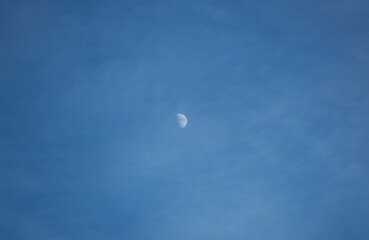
[{"left": 176, "top": 113, "right": 187, "bottom": 128}]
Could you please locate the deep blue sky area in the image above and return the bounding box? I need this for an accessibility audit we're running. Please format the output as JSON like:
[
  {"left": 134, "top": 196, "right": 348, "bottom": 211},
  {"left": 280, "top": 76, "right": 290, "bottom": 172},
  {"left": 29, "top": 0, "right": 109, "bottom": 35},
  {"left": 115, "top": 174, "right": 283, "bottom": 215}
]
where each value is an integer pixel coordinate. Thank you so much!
[{"left": 1, "top": 0, "right": 369, "bottom": 239}]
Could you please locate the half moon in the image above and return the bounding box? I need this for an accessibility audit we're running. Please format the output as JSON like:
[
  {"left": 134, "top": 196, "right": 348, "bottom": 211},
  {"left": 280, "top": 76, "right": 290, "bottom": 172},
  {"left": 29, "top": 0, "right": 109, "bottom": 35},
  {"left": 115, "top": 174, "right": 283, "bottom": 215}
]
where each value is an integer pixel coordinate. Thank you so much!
[{"left": 176, "top": 113, "right": 187, "bottom": 128}]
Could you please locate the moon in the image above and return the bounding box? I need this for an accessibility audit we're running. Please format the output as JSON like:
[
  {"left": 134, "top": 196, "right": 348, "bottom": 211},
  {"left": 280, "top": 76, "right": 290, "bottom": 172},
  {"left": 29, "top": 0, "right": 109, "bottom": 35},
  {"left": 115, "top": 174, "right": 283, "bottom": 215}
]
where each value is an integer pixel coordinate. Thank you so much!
[{"left": 176, "top": 113, "right": 187, "bottom": 128}]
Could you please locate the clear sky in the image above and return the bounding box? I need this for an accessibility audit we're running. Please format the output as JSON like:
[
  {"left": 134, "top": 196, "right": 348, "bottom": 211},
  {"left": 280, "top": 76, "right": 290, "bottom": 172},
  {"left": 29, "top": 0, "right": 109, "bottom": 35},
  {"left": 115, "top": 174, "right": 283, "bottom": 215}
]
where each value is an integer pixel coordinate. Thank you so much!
[{"left": 1, "top": 0, "right": 369, "bottom": 239}]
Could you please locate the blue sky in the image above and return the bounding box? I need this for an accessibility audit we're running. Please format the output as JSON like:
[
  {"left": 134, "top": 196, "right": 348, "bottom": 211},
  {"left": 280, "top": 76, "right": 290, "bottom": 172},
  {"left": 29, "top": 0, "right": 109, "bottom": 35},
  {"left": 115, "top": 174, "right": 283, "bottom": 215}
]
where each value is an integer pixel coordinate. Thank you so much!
[{"left": 1, "top": 0, "right": 369, "bottom": 239}]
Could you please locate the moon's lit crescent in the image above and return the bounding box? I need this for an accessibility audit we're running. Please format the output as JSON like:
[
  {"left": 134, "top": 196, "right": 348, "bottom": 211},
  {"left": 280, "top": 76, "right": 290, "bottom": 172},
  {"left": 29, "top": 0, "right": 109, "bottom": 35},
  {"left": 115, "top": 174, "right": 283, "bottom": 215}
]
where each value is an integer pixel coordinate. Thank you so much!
[{"left": 176, "top": 113, "right": 187, "bottom": 128}]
